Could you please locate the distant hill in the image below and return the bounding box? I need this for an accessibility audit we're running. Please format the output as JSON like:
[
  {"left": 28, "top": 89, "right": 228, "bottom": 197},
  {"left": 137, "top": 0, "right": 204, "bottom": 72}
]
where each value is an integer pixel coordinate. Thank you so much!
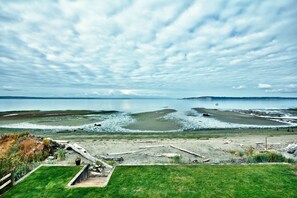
[
  {"left": 0, "top": 96, "right": 169, "bottom": 99},
  {"left": 0, "top": 96, "right": 132, "bottom": 99},
  {"left": 182, "top": 96, "right": 297, "bottom": 100}
]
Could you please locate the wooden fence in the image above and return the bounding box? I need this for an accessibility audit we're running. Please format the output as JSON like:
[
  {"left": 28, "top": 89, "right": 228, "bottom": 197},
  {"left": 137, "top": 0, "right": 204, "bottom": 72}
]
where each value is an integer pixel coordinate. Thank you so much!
[{"left": 0, "top": 172, "right": 14, "bottom": 195}]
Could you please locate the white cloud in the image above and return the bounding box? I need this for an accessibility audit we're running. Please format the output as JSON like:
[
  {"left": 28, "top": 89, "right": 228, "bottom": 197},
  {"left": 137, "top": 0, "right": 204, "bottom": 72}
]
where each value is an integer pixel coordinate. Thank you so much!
[
  {"left": 2, "top": 86, "right": 19, "bottom": 91},
  {"left": 262, "top": 83, "right": 297, "bottom": 93},
  {"left": 257, "top": 83, "right": 272, "bottom": 89},
  {"left": 232, "top": 85, "right": 246, "bottom": 90},
  {"left": 287, "top": 84, "right": 297, "bottom": 88},
  {"left": 0, "top": 0, "right": 297, "bottom": 97},
  {"left": 265, "top": 89, "right": 282, "bottom": 93}
]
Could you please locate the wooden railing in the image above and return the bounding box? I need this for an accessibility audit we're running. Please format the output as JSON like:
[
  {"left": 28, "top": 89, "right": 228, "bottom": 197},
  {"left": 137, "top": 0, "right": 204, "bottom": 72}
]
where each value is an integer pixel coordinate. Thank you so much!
[{"left": 0, "top": 172, "right": 14, "bottom": 195}]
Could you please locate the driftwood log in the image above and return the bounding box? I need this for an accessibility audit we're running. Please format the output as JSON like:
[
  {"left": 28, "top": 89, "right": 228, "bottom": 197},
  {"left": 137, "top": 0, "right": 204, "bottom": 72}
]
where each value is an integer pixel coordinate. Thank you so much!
[
  {"left": 65, "top": 143, "right": 112, "bottom": 169},
  {"left": 103, "top": 156, "right": 124, "bottom": 162},
  {"left": 138, "top": 145, "right": 165, "bottom": 149},
  {"left": 170, "top": 145, "right": 205, "bottom": 158},
  {"left": 108, "top": 149, "right": 147, "bottom": 155}
]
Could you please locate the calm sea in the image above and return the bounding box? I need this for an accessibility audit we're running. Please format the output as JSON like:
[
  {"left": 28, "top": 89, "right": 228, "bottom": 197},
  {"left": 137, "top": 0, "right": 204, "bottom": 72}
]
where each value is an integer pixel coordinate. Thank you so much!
[{"left": 0, "top": 98, "right": 297, "bottom": 113}]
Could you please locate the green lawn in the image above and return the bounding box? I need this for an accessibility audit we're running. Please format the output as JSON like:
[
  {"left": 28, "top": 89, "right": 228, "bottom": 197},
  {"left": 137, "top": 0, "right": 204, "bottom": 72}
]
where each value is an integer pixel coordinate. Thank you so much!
[{"left": 3, "top": 165, "right": 297, "bottom": 198}]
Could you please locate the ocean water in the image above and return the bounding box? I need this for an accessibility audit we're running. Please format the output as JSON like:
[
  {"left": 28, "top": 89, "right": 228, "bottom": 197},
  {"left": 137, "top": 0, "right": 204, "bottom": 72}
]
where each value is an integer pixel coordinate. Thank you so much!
[
  {"left": 0, "top": 98, "right": 297, "bottom": 113},
  {"left": 0, "top": 98, "right": 297, "bottom": 131}
]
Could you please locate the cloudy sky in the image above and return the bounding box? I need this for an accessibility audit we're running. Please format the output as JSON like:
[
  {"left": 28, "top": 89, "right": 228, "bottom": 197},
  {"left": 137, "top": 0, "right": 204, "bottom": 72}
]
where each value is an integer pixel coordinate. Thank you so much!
[{"left": 0, "top": 0, "right": 297, "bottom": 98}]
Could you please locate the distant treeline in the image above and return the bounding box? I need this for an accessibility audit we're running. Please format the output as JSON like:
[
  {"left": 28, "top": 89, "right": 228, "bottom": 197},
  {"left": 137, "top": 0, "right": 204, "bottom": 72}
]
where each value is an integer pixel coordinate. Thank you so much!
[
  {"left": 0, "top": 96, "right": 136, "bottom": 100},
  {"left": 183, "top": 96, "right": 297, "bottom": 100},
  {"left": 1, "top": 96, "right": 297, "bottom": 100},
  {"left": 0, "top": 96, "right": 171, "bottom": 100}
]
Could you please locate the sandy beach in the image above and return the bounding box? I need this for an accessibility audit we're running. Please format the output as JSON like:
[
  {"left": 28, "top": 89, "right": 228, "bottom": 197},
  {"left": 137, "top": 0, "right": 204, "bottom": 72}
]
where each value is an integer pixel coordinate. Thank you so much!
[{"left": 61, "top": 134, "right": 297, "bottom": 165}]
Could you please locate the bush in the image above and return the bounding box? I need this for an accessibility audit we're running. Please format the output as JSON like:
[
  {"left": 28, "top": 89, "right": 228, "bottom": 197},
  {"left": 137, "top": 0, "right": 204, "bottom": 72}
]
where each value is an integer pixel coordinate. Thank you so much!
[
  {"left": 0, "top": 132, "right": 46, "bottom": 181},
  {"left": 246, "top": 152, "right": 295, "bottom": 163},
  {"left": 0, "top": 157, "right": 39, "bottom": 181},
  {"left": 229, "top": 150, "right": 237, "bottom": 155},
  {"left": 238, "top": 151, "right": 244, "bottom": 157},
  {"left": 13, "top": 161, "right": 39, "bottom": 181},
  {"left": 6, "top": 145, "right": 19, "bottom": 156},
  {"left": 35, "top": 150, "right": 49, "bottom": 162},
  {"left": 246, "top": 156, "right": 256, "bottom": 163},
  {"left": 172, "top": 155, "right": 182, "bottom": 164},
  {"left": 0, "top": 158, "right": 14, "bottom": 178},
  {"left": 244, "top": 146, "right": 254, "bottom": 156},
  {"left": 55, "top": 149, "right": 66, "bottom": 161},
  {"left": 43, "top": 138, "right": 51, "bottom": 148}
]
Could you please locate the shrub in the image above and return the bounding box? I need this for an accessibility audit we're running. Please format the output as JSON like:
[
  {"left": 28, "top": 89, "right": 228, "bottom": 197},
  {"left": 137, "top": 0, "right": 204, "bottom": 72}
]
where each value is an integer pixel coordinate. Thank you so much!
[
  {"left": 246, "top": 156, "right": 256, "bottom": 163},
  {"left": 238, "top": 151, "right": 244, "bottom": 157},
  {"left": 43, "top": 150, "right": 50, "bottom": 159},
  {"left": 6, "top": 145, "right": 19, "bottom": 156},
  {"left": 95, "top": 161, "right": 103, "bottom": 166},
  {"left": 254, "top": 152, "right": 286, "bottom": 162},
  {"left": 0, "top": 132, "right": 45, "bottom": 182},
  {"left": 172, "top": 155, "right": 182, "bottom": 164},
  {"left": 43, "top": 138, "right": 51, "bottom": 148},
  {"left": 13, "top": 161, "right": 39, "bottom": 181},
  {"left": 55, "top": 149, "right": 66, "bottom": 161},
  {"left": 0, "top": 158, "right": 14, "bottom": 178},
  {"left": 246, "top": 152, "right": 295, "bottom": 163},
  {"left": 0, "top": 157, "right": 40, "bottom": 181},
  {"left": 229, "top": 150, "right": 237, "bottom": 155},
  {"left": 244, "top": 146, "right": 254, "bottom": 156}
]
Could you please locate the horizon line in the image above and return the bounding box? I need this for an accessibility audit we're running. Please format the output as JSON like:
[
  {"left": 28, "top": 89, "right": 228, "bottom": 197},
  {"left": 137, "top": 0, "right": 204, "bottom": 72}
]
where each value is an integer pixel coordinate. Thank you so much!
[{"left": 1, "top": 96, "right": 297, "bottom": 100}]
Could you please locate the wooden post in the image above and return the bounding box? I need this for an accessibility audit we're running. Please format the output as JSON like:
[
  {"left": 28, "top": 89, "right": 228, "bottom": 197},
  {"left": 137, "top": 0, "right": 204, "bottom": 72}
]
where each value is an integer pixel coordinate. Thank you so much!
[{"left": 10, "top": 171, "right": 14, "bottom": 187}]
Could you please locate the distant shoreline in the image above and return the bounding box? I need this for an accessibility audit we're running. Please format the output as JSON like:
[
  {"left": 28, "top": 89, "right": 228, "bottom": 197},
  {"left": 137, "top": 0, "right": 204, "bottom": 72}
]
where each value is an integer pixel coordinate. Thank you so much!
[
  {"left": 182, "top": 96, "right": 297, "bottom": 100},
  {"left": 0, "top": 96, "right": 172, "bottom": 100},
  {"left": 1, "top": 96, "right": 297, "bottom": 100}
]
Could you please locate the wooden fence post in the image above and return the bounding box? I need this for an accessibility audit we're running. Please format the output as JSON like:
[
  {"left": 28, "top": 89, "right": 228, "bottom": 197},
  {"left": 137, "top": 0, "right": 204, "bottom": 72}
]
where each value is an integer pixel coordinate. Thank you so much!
[{"left": 10, "top": 171, "right": 14, "bottom": 186}]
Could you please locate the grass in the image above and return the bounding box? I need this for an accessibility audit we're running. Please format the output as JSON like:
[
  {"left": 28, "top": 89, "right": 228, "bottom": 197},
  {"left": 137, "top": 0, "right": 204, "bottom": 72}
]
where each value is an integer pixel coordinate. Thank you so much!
[{"left": 3, "top": 164, "right": 297, "bottom": 198}]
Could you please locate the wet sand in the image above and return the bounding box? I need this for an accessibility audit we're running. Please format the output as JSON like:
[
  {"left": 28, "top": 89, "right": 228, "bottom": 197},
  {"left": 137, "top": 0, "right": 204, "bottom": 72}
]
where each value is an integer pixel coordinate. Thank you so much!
[
  {"left": 0, "top": 110, "right": 115, "bottom": 126},
  {"left": 124, "top": 109, "right": 182, "bottom": 131},
  {"left": 194, "top": 108, "right": 287, "bottom": 126}
]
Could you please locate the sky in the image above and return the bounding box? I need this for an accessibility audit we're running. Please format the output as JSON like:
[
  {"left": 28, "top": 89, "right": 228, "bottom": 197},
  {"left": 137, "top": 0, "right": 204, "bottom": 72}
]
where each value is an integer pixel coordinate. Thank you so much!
[{"left": 0, "top": 0, "right": 297, "bottom": 98}]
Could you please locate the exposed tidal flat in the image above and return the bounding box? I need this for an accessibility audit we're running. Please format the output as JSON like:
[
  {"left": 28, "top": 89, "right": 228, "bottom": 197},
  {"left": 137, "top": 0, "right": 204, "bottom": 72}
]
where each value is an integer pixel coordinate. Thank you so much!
[
  {"left": 0, "top": 98, "right": 297, "bottom": 133},
  {"left": 0, "top": 98, "right": 297, "bottom": 134},
  {"left": 193, "top": 108, "right": 286, "bottom": 126},
  {"left": 124, "top": 109, "right": 183, "bottom": 131},
  {"left": 0, "top": 107, "right": 296, "bottom": 134}
]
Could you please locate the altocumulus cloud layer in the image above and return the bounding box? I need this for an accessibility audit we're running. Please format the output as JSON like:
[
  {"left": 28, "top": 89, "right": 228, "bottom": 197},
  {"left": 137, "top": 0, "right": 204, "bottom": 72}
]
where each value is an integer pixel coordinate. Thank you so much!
[{"left": 0, "top": 0, "right": 297, "bottom": 97}]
